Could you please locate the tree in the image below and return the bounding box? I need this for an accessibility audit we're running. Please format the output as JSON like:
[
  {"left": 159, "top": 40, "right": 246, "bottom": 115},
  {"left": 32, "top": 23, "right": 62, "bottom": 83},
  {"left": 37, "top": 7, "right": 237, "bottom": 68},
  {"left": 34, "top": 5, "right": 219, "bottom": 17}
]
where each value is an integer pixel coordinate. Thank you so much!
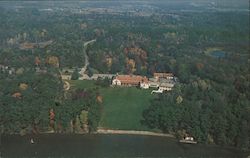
[
  {"left": 71, "top": 68, "right": 79, "bottom": 80},
  {"left": 237, "top": 121, "right": 250, "bottom": 149},
  {"left": 95, "top": 77, "right": 110, "bottom": 87},
  {"left": 46, "top": 56, "right": 59, "bottom": 68},
  {"left": 87, "top": 66, "right": 93, "bottom": 77},
  {"left": 80, "top": 110, "right": 88, "bottom": 132},
  {"left": 74, "top": 116, "right": 82, "bottom": 133},
  {"left": 88, "top": 102, "right": 101, "bottom": 133}
]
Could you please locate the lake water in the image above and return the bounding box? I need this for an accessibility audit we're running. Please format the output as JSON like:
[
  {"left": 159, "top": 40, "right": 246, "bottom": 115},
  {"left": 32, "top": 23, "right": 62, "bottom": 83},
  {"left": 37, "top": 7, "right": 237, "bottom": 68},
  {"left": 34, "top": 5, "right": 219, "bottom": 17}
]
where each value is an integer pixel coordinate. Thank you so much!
[{"left": 1, "top": 134, "right": 249, "bottom": 158}]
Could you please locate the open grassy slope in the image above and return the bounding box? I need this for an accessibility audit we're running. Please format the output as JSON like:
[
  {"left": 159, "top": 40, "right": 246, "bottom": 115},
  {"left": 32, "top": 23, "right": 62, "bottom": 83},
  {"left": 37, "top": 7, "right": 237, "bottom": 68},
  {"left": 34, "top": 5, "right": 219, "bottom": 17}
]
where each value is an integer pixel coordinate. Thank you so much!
[{"left": 69, "top": 80, "right": 154, "bottom": 130}]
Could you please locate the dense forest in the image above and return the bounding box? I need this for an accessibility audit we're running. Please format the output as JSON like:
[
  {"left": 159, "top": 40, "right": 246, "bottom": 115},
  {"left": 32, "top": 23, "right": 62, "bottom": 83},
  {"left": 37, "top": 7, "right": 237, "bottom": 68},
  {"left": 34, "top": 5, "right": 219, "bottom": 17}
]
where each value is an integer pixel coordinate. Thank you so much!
[
  {"left": 0, "top": 1, "right": 249, "bottom": 150},
  {"left": 0, "top": 66, "right": 102, "bottom": 133}
]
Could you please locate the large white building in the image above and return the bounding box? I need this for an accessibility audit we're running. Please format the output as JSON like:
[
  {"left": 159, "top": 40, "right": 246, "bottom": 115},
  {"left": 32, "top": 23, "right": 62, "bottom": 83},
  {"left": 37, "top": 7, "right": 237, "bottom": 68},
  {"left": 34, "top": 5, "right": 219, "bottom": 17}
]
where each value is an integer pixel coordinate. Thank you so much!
[
  {"left": 149, "top": 72, "right": 177, "bottom": 93},
  {"left": 112, "top": 75, "right": 149, "bottom": 89}
]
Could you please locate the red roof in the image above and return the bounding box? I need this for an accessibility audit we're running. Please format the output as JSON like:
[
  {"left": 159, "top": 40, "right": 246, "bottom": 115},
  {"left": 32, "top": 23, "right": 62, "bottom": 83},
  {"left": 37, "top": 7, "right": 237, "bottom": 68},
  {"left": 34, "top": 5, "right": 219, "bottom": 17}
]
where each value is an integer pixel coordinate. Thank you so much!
[
  {"left": 115, "top": 75, "right": 148, "bottom": 85},
  {"left": 12, "top": 92, "right": 22, "bottom": 99}
]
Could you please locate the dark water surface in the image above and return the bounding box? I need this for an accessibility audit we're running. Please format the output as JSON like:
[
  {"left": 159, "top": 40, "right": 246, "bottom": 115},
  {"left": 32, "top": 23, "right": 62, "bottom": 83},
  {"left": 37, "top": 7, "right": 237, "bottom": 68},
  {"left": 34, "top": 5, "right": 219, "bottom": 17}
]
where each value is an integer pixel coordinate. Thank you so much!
[
  {"left": 210, "top": 50, "right": 226, "bottom": 58},
  {"left": 1, "top": 134, "right": 249, "bottom": 158}
]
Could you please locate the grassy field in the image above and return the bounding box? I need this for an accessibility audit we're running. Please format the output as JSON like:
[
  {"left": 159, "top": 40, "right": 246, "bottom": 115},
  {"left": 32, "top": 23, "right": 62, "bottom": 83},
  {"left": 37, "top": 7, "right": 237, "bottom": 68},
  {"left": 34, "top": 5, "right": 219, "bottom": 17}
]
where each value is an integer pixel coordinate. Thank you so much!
[
  {"left": 69, "top": 80, "right": 155, "bottom": 131},
  {"left": 68, "top": 80, "right": 96, "bottom": 89}
]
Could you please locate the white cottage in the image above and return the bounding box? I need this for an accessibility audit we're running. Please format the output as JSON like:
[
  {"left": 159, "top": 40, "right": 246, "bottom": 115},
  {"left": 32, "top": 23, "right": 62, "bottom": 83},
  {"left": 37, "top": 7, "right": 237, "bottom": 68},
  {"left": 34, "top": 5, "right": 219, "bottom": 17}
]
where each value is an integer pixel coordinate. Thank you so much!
[
  {"left": 112, "top": 78, "right": 122, "bottom": 86},
  {"left": 140, "top": 82, "right": 149, "bottom": 89}
]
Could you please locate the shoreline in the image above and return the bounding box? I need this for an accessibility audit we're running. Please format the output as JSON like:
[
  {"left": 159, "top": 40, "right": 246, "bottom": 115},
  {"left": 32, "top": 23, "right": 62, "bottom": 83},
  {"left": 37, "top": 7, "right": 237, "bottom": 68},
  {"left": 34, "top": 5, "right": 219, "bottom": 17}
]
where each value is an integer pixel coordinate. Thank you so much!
[
  {"left": 96, "top": 128, "right": 175, "bottom": 138},
  {"left": 1, "top": 128, "right": 175, "bottom": 138}
]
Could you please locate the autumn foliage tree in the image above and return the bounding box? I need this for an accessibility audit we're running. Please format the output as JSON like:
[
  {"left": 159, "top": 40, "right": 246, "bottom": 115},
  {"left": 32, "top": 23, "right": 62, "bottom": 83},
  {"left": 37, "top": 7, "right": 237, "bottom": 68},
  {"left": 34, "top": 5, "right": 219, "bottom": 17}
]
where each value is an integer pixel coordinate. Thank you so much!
[{"left": 46, "top": 56, "right": 59, "bottom": 68}]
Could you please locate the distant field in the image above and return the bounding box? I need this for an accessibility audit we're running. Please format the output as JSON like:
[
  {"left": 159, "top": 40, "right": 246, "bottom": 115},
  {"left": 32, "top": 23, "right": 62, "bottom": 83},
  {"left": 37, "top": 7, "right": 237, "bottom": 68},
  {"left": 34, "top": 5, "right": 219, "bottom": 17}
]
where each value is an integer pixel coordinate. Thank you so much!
[{"left": 69, "top": 80, "right": 155, "bottom": 131}]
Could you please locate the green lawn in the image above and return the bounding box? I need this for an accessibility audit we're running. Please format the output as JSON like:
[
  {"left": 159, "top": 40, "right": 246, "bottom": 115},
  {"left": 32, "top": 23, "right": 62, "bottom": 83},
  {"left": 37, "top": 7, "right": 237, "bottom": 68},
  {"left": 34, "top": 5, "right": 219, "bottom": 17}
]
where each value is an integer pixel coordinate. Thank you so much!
[
  {"left": 69, "top": 80, "right": 154, "bottom": 130},
  {"left": 68, "top": 80, "right": 96, "bottom": 89},
  {"left": 99, "top": 87, "right": 154, "bottom": 130}
]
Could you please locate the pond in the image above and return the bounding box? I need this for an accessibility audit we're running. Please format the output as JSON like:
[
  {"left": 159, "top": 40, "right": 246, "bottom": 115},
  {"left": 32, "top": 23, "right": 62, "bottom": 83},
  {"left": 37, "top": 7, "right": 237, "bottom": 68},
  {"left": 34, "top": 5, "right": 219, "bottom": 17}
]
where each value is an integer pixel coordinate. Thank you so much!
[{"left": 210, "top": 50, "right": 226, "bottom": 58}]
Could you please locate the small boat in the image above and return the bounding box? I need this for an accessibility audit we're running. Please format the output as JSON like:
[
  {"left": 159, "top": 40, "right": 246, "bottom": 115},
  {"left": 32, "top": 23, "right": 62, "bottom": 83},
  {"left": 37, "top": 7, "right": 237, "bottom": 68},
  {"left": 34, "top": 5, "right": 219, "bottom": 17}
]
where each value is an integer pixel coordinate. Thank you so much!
[
  {"left": 179, "top": 136, "right": 197, "bottom": 144},
  {"left": 30, "top": 138, "right": 34, "bottom": 144}
]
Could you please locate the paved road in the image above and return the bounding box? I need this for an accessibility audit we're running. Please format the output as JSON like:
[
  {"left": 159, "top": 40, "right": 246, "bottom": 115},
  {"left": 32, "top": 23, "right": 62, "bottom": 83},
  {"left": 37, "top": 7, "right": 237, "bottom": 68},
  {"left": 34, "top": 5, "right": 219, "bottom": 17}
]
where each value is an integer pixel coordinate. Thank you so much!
[{"left": 79, "top": 39, "right": 96, "bottom": 75}]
